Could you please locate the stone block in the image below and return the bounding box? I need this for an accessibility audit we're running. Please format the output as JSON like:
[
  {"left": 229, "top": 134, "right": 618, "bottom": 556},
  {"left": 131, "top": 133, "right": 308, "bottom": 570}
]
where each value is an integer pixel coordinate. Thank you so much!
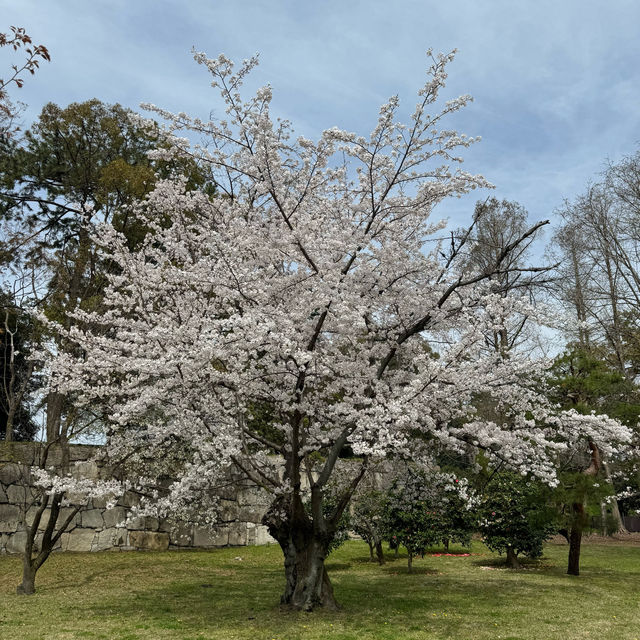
[
  {"left": 0, "top": 503, "right": 21, "bottom": 532},
  {"left": 125, "top": 516, "right": 144, "bottom": 530},
  {"left": 0, "top": 463, "right": 23, "bottom": 485},
  {"left": 57, "top": 532, "right": 70, "bottom": 551},
  {"left": 118, "top": 491, "right": 140, "bottom": 508},
  {"left": 193, "top": 525, "right": 228, "bottom": 548},
  {"left": 62, "top": 528, "right": 96, "bottom": 552},
  {"left": 92, "top": 528, "right": 115, "bottom": 551},
  {"left": 228, "top": 522, "right": 248, "bottom": 547},
  {"left": 43, "top": 447, "right": 63, "bottom": 467},
  {"left": 6, "top": 529, "right": 28, "bottom": 553},
  {"left": 93, "top": 527, "right": 126, "bottom": 549},
  {"left": 167, "top": 523, "right": 193, "bottom": 546},
  {"left": 72, "top": 461, "right": 99, "bottom": 480},
  {"left": 69, "top": 445, "right": 97, "bottom": 462},
  {"left": 81, "top": 509, "right": 104, "bottom": 529},
  {"left": 158, "top": 518, "right": 172, "bottom": 532},
  {"left": 65, "top": 491, "right": 90, "bottom": 505},
  {"left": 0, "top": 483, "right": 7, "bottom": 502},
  {"left": 237, "top": 504, "right": 265, "bottom": 524},
  {"left": 114, "top": 528, "right": 128, "bottom": 547},
  {"left": 0, "top": 443, "right": 37, "bottom": 465},
  {"left": 128, "top": 530, "right": 169, "bottom": 551},
  {"left": 103, "top": 506, "right": 127, "bottom": 528},
  {"left": 220, "top": 499, "right": 239, "bottom": 522},
  {"left": 0, "top": 504, "right": 22, "bottom": 524},
  {"left": 59, "top": 507, "right": 81, "bottom": 527},
  {"left": 91, "top": 527, "right": 127, "bottom": 551},
  {"left": 6, "top": 484, "right": 28, "bottom": 504},
  {"left": 125, "top": 515, "right": 159, "bottom": 530},
  {"left": 254, "top": 525, "right": 276, "bottom": 546},
  {"left": 91, "top": 496, "right": 108, "bottom": 509}
]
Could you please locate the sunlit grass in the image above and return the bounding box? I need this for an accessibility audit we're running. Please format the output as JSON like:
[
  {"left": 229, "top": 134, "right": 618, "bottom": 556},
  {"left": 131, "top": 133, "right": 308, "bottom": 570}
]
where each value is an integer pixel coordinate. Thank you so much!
[{"left": 0, "top": 540, "right": 639, "bottom": 639}]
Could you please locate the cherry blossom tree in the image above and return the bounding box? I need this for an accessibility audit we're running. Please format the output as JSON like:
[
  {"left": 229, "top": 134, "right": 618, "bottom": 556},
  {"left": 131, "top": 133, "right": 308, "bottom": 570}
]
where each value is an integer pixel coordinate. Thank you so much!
[{"left": 50, "top": 51, "right": 631, "bottom": 611}]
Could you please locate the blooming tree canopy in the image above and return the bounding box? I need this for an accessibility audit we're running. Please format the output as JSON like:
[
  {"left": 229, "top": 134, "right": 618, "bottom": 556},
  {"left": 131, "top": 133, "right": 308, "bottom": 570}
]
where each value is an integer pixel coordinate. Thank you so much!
[{"left": 51, "top": 51, "right": 631, "bottom": 610}]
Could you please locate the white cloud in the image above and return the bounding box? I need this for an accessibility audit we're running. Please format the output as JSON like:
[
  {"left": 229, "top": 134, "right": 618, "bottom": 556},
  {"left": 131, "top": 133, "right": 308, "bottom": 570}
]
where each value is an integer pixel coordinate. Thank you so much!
[{"left": 3, "top": 0, "right": 640, "bottom": 229}]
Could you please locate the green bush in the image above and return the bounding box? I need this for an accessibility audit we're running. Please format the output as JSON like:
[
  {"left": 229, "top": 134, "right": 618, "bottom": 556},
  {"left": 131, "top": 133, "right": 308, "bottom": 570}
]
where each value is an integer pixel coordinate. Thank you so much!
[
  {"left": 382, "top": 467, "right": 477, "bottom": 571},
  {"left": 479, "top": 472, "right": 556, "bottom": 566}
]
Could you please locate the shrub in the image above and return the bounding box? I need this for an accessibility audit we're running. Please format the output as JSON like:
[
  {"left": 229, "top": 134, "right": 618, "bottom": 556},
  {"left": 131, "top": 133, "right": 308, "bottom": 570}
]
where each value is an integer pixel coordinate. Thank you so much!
[
  {"left": 479, "top": 472, "right": 556, "bottom": 568},
  {"left": 382, "top": 467, "right": 477, "bottom": 572}
]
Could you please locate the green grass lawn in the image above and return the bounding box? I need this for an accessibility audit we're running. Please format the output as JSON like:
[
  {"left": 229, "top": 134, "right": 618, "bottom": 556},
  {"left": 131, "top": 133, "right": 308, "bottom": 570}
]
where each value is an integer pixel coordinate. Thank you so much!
[{"left": 0, "top": 539, "right": 639, "bottom": 639}]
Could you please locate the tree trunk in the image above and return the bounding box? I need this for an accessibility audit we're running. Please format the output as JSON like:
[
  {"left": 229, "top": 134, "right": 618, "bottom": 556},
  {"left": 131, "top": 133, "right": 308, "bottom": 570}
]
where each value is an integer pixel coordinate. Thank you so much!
[
  {"left": 506, "top": 546, "right": 520, "bottom": 569},
  {"left": 375, "top": 540, "right": 385, "bottom": 565},
  {"left": 17, "top": 495, "right": 80, "bottom": 595},
  {"left": 17, "top": 438, "right": 77, "bottom": 595},
  {"left": 407, "top": 551, "right": 413, "bottom": 573},
  {"left": 603, "top": 461, "right": 627, "bottom": 534},
  {"left": 264, "top": 496, "right": 339, "bottom": 611},
  {"left": 567, "top": 502, "right": 584, "bottom": 576},
  {"left": 608, "top": 497, "right": 627, "bottom": 534},
  {"left": 17, "top": 553, "right": 36, "bottom": 595},
  {"left": 443, "top": 538, "right": 450, "bottom": 552},
  {"left": 567, "top": 440, "right": 601, "bottom": 576},
  {"left": 277, "top": 536, "right": 337, "bottom": 610},
  {"left": 368, "top": 540, "right": 374, "bottom": 562},
  {"left": 5, "top": 406, "right": 15, "bottom": 442},
  {"left": 17, "top": 491, "right": 57, "bottom": 595},
  {"left": 45, "top": 391, "right": 64, "bottom": 442}
]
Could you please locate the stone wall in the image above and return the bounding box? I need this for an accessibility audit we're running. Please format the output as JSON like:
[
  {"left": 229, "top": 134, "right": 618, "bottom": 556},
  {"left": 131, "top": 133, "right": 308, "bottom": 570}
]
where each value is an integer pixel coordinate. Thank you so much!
[{"left": 0, "top": 442, "right": 276, "bottom": 554}]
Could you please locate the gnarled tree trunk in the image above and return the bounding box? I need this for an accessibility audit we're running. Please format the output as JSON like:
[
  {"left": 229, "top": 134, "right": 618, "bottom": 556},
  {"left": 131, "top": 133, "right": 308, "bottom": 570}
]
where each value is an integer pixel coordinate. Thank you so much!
[
  {"left": 264, "top": 494, "right": 339, "bottom": 611},
  {"left": 279, "top": 536, "right": 337, "bottom": 610}
]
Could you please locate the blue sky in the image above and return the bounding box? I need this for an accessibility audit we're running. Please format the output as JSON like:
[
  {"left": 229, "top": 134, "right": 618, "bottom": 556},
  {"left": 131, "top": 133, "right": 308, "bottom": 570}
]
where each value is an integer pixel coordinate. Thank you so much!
[{"left": 3, "top": 0, "right": 640, "bottom": 237}]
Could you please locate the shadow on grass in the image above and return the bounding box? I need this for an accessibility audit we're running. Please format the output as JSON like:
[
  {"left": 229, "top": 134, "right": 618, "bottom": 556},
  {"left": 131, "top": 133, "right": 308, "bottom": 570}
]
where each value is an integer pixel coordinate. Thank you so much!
[
  {"left": 91, "top": 578, "right": 286, "bottom": 635},
  {"left": 470, "top": 556, "right": 552, "bottom": 570}
]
